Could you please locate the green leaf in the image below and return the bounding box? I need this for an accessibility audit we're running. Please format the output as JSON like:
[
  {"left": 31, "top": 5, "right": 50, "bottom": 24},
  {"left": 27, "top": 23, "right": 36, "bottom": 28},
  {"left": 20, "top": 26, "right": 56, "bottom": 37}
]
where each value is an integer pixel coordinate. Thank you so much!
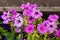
[
  {"left": 0, "top": 20, "right": 2, "bottom": 24},
  {"left": 37, "top": 18, "right": 43, "bottom": 24}
]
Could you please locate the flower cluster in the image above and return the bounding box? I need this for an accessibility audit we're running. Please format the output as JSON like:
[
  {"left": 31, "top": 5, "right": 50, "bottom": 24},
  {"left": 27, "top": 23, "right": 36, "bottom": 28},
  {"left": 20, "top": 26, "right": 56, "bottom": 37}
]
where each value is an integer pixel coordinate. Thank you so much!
[
  {"left": 1, "top": 9, "right": 23, "bottom": 33},
  {"left": 1, "top": 3, "right": 60, "bottom": 39},
  {"left": 20, "top": 3, "right": 60, "bottom": 37}
]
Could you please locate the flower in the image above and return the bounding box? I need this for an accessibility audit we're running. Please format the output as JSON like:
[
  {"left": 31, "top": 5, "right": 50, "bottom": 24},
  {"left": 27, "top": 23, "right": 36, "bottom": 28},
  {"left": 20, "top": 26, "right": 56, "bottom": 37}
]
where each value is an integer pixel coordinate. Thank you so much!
[
  {"left": 14, "top": 16, "right": 23, "bottom": 27},
  {"left": 1, "top": 11, "right": 10, "bottom": 20},
  {"left": 25, "top": 24, "right": 34, "bottom": 34},
  {"left": 37, "top": 23, "right": 48, "bottom": 34},
  {"left": 48, "top": 14, "right": 59, "bottom": 22},
  {"left": 44, "top": 20, "right": 57, "bottom": 33},
  {"left": 1, "top": 11, "right": 11, "bottom": 24},
  {"left": 15, "top": 27, "right": 21, "bottom": 33},
  {"left": 20, "top": 3, "right": 37, "bottom": 10},
  {"left": 27, "top": 16, "right": 35, "bottom": 23},
  {"left": 11, "top": 13, "right": 20, "bottom": 21},
  {"left": 3, "top": 18, "right": 11, "bottom": 24},
  {"left": 20, "top": 3, "right": 30, "bottom": 10},
  {"left": 23, "top": 9, "right": 34, "bottom": 16},
  {"left": 56, "top": 29, "right": 60, "bottom": 37},
  {"left": 10, "top": 9, "right": 17, "bottom": 14},
  {"left": 32, "top": 10, "right": 43, "bottom": 19}
]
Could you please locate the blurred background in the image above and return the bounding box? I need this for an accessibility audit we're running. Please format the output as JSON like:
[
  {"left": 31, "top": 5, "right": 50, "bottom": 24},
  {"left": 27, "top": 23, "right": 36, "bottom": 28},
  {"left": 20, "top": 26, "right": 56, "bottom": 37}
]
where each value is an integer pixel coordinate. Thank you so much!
[{"left": 0, "top": 0, "right": 60, "bottom": 7}]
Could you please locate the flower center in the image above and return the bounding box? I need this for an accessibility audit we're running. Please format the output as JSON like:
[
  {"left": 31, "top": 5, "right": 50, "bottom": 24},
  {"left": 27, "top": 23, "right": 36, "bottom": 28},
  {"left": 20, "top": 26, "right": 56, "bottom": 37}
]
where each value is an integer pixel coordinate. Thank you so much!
[
  {"left": 18, "top": 20, "right": 21, "bottom": 23},
  {"left": 29, "top": 17, "right": 33, "bottom": 20},
  {"left": 50, "top": 25, "right": 53, "bottom": 27},
  {"left": 29, "top": 27, "right": 32, "bottom": 31},
  {"left": 35, "top": 12, "right": 38, "bottom": 14},
  {"left": 5, "top": 14, "right": 7, "bottom": 16}
]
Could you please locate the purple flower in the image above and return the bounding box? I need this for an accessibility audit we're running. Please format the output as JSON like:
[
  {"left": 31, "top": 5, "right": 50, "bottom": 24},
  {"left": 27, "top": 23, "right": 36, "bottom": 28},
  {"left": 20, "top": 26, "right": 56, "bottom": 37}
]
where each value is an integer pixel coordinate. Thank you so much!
[
  {"left": 56, "top": 29, "right": 60, "bottom": 37},
  {"left": 10, "top": 9, "right": 17, "bottom": 14},
  {"left": 20, "top": 3, "right": 36, "bottom": 10},
  {"left": 37, "top": 23, "right": 48, "bottom": 34},
  {"left": 3, "top": 18, "right": 11, "bottom": 24},
  {"left": 1, "top": 11, "right": 11, "bottom": 24},
  {"left": 23, "top": 9, "right": 34, "bottom": 16},
  {"left": 14, "top": 16, "right": 23, "bottom": 27},
  {"left": 32, "top": 10, "right": 43, "bottom": 19},
  {"left": 15, "top": 27, "right": 21, "bottom": 33},
  {"left": 20, "top": 3, "right": 30, "bottom": 10},
  {"left": 25, "top": 24, "right": 34, "bottom": 34},
  {"left": 44, "top": 20, "right": 57, "bottom": 33},
  {"left": 11, "top": 13, "right": 20, "bottom": 21},
  {"left": 27, "top": 16, "right": 35, "bottom": 23},
  {"left": 1, "top": 11, "right": 10, "bottom": 20},
  {"left": 48, "top": 14, "right": 59, "bottom": 22}
]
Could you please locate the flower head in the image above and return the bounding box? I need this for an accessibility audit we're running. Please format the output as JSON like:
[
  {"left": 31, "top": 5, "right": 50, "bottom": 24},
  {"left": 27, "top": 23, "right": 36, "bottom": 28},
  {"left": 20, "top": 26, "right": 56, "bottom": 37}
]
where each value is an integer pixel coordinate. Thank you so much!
[
  {"left": 25, "top": 24, "right": 34, "bottom": 34},
  {"left": 11, "top": 13, "right": 20, "bottom": 21},
  {"left": 37, "top": 23, "right": 48, "bottom": 34},
  {"left": 44, "top": 20, "right": 57, "bottom": 33},
  {"left": 56, "top": 29, "right": 60, "bottom": 37},
  {"left": 32, "top": 10, "right": 43, "bottom": 19},
  {"left": 23, "top": 9, "right": 34, "bottom": 16},
  {"left": 1, "top": 11, "right": 10, "bottom": 20},
  {"left": 14, "top": 16, "right": 23, "bottom": 27},
  {"left": 48, "top": 14, "right": 59, "bottom": 22},
  {"left": 27, "top": 16, "right": 35, "bottom": 23}
]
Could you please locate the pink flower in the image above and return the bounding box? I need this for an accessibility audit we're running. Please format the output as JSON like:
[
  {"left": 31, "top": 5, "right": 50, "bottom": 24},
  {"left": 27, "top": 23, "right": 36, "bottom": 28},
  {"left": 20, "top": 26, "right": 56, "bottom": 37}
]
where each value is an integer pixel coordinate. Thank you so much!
[
  {"left": 3, "top": 18, "right": 11, "bottom": 24},
  {"left": 47, "top": 22, "right": 57, "bottom": 33},
  {"left": 14, "top": 16, "right": 23, "bottom": 27},
  {"left": 37, "top": 23, "right": 48, "bottom": 34},
  {"left": 48, "top": 14, "right": 59, "bottom": 22},
  {"left": 1, "top": 11, "right": 11, "bottom": 24},
  {"left": 43, "top": 20, "right": 57, "bottom": 33},
  {"left": 11, "top": 13, "right": 20, "bottom": 21},
  {"left": 32, "top": 10, "right": 43, "bottom": 19},
  {"left": 25, "top": 24, "right": 34, "bottom": 34},
  {"left": 23, "top": 9, "right": 34, "bottom": 16},
  {"left": 10, "top": 9, "right": 17, "bottom": 14},
  {"left": 56, "top": 29, "right": 60, "bottom": 37},
  {"left": 27, "top": 16, "right": 35, "bottom": 23},
  {"left": 20, "top": 3, "right": 30, "bottom": 10},
  {"left": 20, "top": 3, "right": 37, "bottom": 10},
  {"left": 1, "top": 11, "right": 10, "bottom": 20}
]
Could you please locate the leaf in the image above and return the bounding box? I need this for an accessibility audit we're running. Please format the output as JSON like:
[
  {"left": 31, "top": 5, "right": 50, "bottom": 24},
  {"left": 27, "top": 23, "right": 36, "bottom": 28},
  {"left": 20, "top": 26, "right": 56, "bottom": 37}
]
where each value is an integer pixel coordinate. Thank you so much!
[
  {"left": 0, "top": 20, "right": 2, "bottom": 24},
  {"left": 37, "top": 18, "right": 43, "bottom": 24}
]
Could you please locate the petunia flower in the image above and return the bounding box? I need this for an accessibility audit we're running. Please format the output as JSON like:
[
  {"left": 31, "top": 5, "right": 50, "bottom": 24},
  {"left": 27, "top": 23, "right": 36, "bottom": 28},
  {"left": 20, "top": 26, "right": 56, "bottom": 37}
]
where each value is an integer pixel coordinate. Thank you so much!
[
  {"left": 3, "top": 18, "right": 11, "bottom": 24},
  {"left": 56, "top": 29, "right": 60, "bottom": 37},
  {"left": 14, "top": 16, "right": 23, "bottom": 27},
  {"left": 32, "top": 10, "right": 43, "bottom": 19},
  {"left": 48, "top": 14, "right": 59, "bottom": 22},
  {"left": 11, "top": 13, "right": 20, "bottom": 21},
  {"left": 25, "top": 24, "right": 34, "bottom": 34},
  {"left": 37, "top": 23, "right": 48, "bottom": 34},
  {"left": 27, "top": 16, "right": 35, "bottom": 23},
  {"left": 1, "top": 11, "right": 10, "bottom": 20},
  {"left": 23, "top": 9, "right": 34, "bottom": 16},
  {"left": 44, "top": 20, "right": 57, "bottom": 33}
]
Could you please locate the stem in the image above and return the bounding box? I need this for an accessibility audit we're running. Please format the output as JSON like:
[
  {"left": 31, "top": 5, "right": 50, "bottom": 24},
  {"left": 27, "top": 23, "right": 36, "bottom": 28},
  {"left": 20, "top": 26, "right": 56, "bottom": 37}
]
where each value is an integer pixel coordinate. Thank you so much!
[{"left": 44, "top": 33, "right": 48, "bottom": 40}]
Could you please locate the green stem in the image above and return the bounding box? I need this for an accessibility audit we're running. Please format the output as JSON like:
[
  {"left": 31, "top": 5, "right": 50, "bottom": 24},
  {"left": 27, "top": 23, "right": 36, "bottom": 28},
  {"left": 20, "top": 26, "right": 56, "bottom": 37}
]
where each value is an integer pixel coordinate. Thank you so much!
[{"left": 44, "top": 33, "right": 48, "bottom": 40}]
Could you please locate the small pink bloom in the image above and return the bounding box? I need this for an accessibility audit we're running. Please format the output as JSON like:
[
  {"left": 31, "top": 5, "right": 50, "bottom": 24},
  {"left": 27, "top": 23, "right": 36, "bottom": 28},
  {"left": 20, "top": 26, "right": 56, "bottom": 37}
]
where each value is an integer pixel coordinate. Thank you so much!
[
  {"left": 27, "top": 16, "right": 35, "bottom": 23},
  {"left": 25, "top": 24, "right": 34, "bottom": 34},
  {"left": 48, "top": 14, "right": 59, "bottom": 22},
  {"left": 32, "top": 10, "right": 43, "bottom": 19},
  {"left": 37, "top": 24, "right": 48, "bottom": 34}
]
